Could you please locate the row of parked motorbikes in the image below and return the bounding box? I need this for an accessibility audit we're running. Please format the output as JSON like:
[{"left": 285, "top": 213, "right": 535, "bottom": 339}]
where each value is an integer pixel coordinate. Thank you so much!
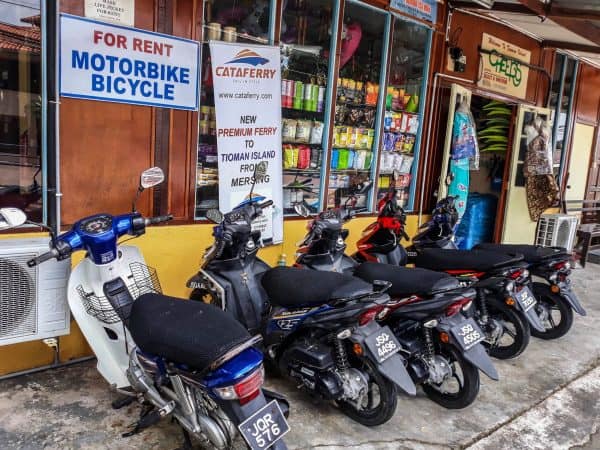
[{"left": 0, "top": 164, "right": 585, "bottom": 450}]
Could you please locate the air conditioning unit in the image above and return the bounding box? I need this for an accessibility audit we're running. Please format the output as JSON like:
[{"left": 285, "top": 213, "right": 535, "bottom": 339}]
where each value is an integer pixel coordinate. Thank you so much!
[
  {"left": 536, "top": 214, "right": 579, "bottom": 251},
  {"left": 0, "top": 238, "right": 70, "bottom": 346}
]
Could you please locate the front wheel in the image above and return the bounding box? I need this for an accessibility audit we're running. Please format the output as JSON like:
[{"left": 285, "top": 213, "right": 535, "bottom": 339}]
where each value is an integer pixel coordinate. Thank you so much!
[
  {"left": 482, "top": 297, "right": 530, "bottom": 359},
  {"left": 422, "top": 345, "right": 480, "bottom": 409},
  {"left": 337, "top": 358, "right": 398, "bottom": 427},
  {"left": 530, "top": 282, "right": 574, "bottom": 340}
]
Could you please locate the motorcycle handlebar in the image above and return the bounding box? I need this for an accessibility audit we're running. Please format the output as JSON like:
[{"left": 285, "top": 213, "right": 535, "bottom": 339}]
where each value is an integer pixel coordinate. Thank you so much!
[
  {"left": 145, "top": 214, "right": 174, "bottom": 226},
  {"left": 27, "top": 248, "right": 59, "bottom": 267}
]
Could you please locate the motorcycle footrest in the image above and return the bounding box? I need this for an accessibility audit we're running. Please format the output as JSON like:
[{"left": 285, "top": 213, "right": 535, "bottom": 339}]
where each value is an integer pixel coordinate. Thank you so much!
[
  {"left": 122, "top": 408, "right": 161, "bottom": 437},
  {"left": 111, "top": 394, "right": 135, "bottom": 410}
]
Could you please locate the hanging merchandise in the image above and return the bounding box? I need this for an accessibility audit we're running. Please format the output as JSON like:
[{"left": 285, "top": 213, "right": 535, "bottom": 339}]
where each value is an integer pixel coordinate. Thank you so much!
[
  {"left": 478, "top": 100, "right": 511, "bottom": 158},
  {"left": 448, "top": 157, "right": 470, "bottom": 220},
  {"left": 523, "top": 116, "right": 559, "bottom": 221},
  {"left": 451, "top": 100, "right": 479, "bottom": 162}
]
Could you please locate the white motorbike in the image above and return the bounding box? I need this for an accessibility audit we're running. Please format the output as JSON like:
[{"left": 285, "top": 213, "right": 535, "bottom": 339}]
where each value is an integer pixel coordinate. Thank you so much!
[{"left": 0, "top": 168, "right": 289, "bottom": 450}]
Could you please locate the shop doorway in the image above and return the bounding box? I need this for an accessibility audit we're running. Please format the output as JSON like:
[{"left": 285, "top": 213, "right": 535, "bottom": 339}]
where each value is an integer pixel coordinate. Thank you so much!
[{"left": 437, "top": 84, "right": 553, "bottom": 247}]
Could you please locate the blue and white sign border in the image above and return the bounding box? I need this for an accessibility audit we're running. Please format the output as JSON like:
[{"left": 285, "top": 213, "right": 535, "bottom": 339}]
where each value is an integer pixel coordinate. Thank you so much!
[{"left": 59, "top": 13, "right": 200, "bottom": 111}]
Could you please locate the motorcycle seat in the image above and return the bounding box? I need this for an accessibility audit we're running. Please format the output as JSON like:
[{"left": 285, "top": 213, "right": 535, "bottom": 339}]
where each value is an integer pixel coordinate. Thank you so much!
[
  {"left": 129, "top": 293, "right": 252, "bottom": 371},
  {"left": 354, "top": 262, "right": 459, "bottom": 298},
  {"left": 474, "top": 243, "right": 569, "bottom": 263},
  {"left": 415, "top": 248, "right": 523, "bottom": 272},
  {"left": 261, "top": 267, "right": 373, "bottom": 308}
]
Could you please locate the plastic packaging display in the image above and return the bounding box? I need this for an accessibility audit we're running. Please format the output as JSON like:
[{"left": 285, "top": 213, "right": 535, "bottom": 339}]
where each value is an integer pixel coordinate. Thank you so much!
[{"left": 454, "top": 193, "right": 498, "bottom": 250}]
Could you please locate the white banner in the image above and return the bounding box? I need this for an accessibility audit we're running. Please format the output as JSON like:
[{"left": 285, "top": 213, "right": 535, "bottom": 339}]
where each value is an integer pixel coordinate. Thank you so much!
[
  {"left": 60, "top": 14, "right": 199, "bottom": 110},
  {"left": 210, "top": 42, "right": 283, "bottom": 244}
]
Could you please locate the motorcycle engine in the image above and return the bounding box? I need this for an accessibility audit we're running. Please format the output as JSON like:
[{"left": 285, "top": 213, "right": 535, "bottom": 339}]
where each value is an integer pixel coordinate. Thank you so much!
[
  {"left": 423, "top": 355, "right": 453, "bottom": 385},
  {"left": 338, "top": 368, "right": 369, "bottom": 409}
]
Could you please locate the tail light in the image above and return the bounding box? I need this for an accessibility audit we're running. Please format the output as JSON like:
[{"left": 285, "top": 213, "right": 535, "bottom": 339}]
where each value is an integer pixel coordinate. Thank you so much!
[
  {"left": 358, "top": 305, "right": 389, "bottom": 325},
  {"left": 213, "top": 366, "right": 264, "bottom": 405},
  {"left": 508, "top": 269, "right": 523, "bottom": 280},
  {"left": 446, "top": 297, "right": 473, "bottom": 317},
  {"left": 552, "top": 260, "right": 571, "bottom": 271}
]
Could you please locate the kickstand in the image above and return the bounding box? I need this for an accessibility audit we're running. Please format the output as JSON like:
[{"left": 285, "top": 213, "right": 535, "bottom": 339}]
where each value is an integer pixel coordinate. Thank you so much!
[
  {"left": 174, "top": 429, "right": 194, "bottom": 450},
  {"left": 122, "top": 404, "right": 161, "bottom": 438}
]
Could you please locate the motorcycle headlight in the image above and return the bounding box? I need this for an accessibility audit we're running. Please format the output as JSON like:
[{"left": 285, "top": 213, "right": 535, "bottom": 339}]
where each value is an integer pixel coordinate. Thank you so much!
[{"left": 505, "top": 281, "right": 515, "bottom": 293}]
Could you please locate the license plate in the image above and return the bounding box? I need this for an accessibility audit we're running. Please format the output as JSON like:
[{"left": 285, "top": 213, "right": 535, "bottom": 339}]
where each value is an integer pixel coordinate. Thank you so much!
[
  {"left": 238, "top": 400, "right": 289, "bottom": 450},
  {"left": 364, "top": 326, "right": 401, "bottom": 364},
  {"left": 449, "top": 318, "right": 485, "bottom": 351},
  {"left": 515, "top": 286, "right": 537, "bottom": 312}
]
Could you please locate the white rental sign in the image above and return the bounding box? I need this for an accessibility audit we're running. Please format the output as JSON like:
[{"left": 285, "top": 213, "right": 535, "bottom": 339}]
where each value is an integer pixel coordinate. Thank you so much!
[
  {"left": 210, "top": 41, "right": 283, "bottom": 245},
  {"left": 85, "top": 0, "right": 135, "bottom": 26},
  {"left": 60, "top": 14, "right": 199, "bottom": 110}
]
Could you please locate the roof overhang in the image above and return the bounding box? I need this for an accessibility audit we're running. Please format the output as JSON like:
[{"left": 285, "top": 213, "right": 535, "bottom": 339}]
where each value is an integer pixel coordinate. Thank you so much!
[{"left": 449, "top": 0, "right": 600, "bottom": 67}]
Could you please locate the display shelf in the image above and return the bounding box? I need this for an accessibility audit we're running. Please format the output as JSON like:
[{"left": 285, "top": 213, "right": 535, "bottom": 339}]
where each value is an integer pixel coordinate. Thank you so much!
[
  {"left": 282, "top": 142, "right": 322, "bottom": 146},
  {"left": 283, "top": 168, "right": 320, "bottom": 174},
  {"left": 329, "top": 169, "right": 371, "bottom": 174}
]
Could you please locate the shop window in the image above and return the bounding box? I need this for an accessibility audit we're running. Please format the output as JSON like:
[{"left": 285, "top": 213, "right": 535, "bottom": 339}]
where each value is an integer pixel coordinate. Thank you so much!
[
  {"left": 548, "top": 53, "right": 578, "bottom": 183},
  {"left": 280, "top": 0, "right": 335, "bottom": 215},
  {"left": 328, "top": 2, "right": 387, "bottom": 210},
  {"left": 376, "top": 18, "right": 430, "bottom": 211},
  {"left": 194, "top": 0, "right": 274, "bottom": 219},
  {"left": 0, "top": 1, "right": 44, "bottom": 223}
]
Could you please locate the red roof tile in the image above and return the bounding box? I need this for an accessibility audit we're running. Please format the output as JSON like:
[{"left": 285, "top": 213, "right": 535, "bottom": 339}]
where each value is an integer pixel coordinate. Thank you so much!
[{"left": 0, "top": 21, "right": 40, "bottom": 53}]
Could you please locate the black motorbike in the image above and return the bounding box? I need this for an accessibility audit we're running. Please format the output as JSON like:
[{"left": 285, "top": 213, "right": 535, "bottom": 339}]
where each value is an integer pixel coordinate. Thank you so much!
[
  {"left": 349, "top": 186, "right": 539, "bottom": 359},
  {"left": 187, "top": 189, "right": 417, "bottom": 426},
  {"left": 293, "top": 206, "right": 499, "bottom": 409},
  {"left": 412, "top": 196, "right": 584, "bottom": 340}
]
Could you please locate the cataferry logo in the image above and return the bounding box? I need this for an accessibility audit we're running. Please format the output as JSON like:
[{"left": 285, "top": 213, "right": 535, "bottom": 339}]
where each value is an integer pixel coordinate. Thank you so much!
[
  {"left": 226, "top": 49, "right": 269, "bottom": 66},
  {"left": 215, "top": 48, "right": 276, "bottom": 79}
]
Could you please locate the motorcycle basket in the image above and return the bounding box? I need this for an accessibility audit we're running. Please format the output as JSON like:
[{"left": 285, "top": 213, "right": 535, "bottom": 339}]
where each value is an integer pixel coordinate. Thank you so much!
[{"left": 76, "top": 262, "right": 162, "bottom": 324}]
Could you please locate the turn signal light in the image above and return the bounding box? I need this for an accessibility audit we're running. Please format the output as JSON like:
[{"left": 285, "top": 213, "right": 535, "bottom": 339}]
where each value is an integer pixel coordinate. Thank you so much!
[
  {"left": 551, "top": 284, "right": 560, "bottom": 294},
  {"left": 353, "top": 343, "right": 364, "bottom": 356},
  {"left": 506, "top": 297, "right": 516, "bottom": 306},
  {"left": 439, "top": 332, "right": 450, "bottom": 344}
]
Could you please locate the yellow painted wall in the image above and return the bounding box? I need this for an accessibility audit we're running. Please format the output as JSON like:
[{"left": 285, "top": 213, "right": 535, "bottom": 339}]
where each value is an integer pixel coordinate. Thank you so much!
[{"left": 0, "top": 215, "right": 421, "bottom": 376}]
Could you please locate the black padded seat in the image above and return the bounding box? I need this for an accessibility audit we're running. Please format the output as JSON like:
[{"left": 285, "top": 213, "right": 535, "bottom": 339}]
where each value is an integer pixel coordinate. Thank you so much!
[
  {"left": 261, "top": 267, "right": 372, "bottom": 308},
  {"left": 474, "top": 243, "right": 569, "bottom": 264},
  {"left": 415, "top": 248, "right": 523, "bottom": 272},
  {"left": 354, "top": 262, "right": 459, "bottom": 297},
  {"left": 129, "top": 293, "right": 251, "bottom": 371}
]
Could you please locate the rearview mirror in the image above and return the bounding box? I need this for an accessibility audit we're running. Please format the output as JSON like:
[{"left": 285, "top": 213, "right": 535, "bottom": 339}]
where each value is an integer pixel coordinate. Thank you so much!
[
  {"left": 294, "top": 203, "right": 311, "bottom": 217},
  {"left": 206, "top": 209, "right": 224, "bottom": 224},
  {"left": 0, "top": 207, "right": 27, "bottom": 230},
  {"left": 140, "top": 167, "right": 165, "bottom": 189}
]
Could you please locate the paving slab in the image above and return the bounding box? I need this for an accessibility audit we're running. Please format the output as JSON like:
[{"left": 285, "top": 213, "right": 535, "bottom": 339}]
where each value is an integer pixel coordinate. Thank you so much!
[{"left": 0, "top": 265, "right": 599, "bottom": 450}]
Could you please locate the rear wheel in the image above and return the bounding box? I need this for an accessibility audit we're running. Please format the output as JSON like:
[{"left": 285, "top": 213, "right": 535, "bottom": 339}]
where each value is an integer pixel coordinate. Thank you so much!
[
  {"left": 482, "top": 297, "right": 530, "bottom": 359},
  {"left": 422, "top": 345, "right": 480, "bottom": 409},
  {"left": 530, "top": 282, "right": 573, "bottom": 340},
  {"left": 337, "top": 358, "right": 398, "bottom": 427}
]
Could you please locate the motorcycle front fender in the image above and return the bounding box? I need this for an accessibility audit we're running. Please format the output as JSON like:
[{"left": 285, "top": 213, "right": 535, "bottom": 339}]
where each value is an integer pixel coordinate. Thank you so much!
[{"left": 559, "top": 285, "right": 586, "bottom": 316}]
